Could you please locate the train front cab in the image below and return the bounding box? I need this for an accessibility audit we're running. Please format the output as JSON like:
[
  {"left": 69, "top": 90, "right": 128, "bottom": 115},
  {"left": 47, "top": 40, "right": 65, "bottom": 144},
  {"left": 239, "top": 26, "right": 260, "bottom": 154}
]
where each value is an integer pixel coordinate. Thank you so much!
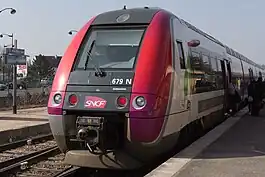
[{"left": 48, "top": 8, "right": 175, "bottom": 169}]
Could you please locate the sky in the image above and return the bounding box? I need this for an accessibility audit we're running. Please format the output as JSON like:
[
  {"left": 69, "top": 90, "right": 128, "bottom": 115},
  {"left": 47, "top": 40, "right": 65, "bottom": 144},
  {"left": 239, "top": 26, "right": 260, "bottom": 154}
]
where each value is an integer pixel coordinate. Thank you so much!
[{"left": 0, "top": 0, "right": 264, "bottom": 65}]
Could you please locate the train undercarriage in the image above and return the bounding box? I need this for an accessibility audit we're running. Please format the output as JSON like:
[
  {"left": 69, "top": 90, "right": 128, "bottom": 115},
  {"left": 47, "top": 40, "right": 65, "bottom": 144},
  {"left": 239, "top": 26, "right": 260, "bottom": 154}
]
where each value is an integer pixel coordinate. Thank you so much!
[{"left": 49, "top": 111, "right": 178, "bottom": 169}]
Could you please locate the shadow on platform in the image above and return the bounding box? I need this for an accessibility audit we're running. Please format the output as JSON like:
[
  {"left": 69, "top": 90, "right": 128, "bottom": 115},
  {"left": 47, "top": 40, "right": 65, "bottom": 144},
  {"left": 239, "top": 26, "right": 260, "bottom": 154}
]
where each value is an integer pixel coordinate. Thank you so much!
[{"left": 173, "top": 108, "right": 265, "bottom": 160}]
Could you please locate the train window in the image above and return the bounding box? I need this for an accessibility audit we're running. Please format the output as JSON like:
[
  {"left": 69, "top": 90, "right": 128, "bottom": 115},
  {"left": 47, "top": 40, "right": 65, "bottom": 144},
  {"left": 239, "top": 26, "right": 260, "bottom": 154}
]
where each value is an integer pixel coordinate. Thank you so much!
[
  {"left": 210, "top": 57, "right": 218, "bottom": 72},
  {"left": 239, "top": 61, "right": 249, "bottom": 96},
  {"left": 231, "top": 58, "right": 243, "bottom": 76},
  {"left": 190, "top": 51, "right": 201, "bottom": 70},
  {"left": 235, "top": 52, "right": 239, "bottom": 59},
  {"left": 230, "top": 58, "right": 244, "bottom": 95},
  {"left": 253, "top": 67, "right": 257, "bottom": 79},
  {"left": 190, "top": 51, "right": 219, "bottom": 93},
  {"left": 225, "top": 47, "right": 230, "bottom": 54},
  {"left": 255, "top": 68, "right": 259, "bottom": 78},
  {"left": 74, "top": 28, "right": 145, "bottom": 70},
  {"left": 217, "top": 60, "right": 222, "bottom": 72},
  {"left": 202, "top": 55, "right": 210, "bottom": 72},
  {"left": 249, "top": 68, "right": 253, "bottom": 79},
  {"left": 231, "top": 50, "right": 235, "bottom": 57},
  {"left": 204, "top": 56, "right": 218, "bottom": 91},
  {"left": 242, "top": 62, "right": 249, "bottom": 76},
  {"left": 227, "top": 48, "right": 232, "bottom": 55},
  {"left": 176, "top": 41, "right": 185, "bottom": 69},
  {"left": 241, "top": 61, "right": 249, "bottom": 93},
  {"left": 216, "top": 60, "right": 224, "bottom": 89}
]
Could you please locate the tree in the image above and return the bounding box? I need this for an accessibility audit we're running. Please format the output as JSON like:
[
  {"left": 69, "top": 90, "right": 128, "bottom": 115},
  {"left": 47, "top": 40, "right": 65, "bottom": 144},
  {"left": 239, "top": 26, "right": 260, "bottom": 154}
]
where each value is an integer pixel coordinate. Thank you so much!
[{"left": 27, "top": 54, "right": 54, "bottom": 80}]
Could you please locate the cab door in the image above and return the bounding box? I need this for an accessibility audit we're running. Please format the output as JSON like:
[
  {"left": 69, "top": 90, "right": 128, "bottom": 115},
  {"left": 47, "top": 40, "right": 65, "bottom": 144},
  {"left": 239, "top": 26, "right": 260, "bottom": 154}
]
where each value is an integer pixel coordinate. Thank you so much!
[{"left": 171, "top": 17, "right": 189, "bottom": 113}]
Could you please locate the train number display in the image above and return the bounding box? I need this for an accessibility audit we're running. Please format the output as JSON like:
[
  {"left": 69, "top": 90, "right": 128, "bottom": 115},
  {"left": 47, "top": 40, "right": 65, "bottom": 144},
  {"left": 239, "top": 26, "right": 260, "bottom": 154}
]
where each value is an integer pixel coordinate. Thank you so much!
[{"left": 111, "top": 78, "right": 132, "bottom": 85}]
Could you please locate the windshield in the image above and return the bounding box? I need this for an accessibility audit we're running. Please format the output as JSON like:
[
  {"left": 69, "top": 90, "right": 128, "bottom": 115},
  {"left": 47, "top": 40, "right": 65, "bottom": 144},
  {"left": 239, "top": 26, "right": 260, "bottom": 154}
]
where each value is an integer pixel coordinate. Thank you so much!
[{"left": 74, "top": 28, "right": 145, "bottom": 70}]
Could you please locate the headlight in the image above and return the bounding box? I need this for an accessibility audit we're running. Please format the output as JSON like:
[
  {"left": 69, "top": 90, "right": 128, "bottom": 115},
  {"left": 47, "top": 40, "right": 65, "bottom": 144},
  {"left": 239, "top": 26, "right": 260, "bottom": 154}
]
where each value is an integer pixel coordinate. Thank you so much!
[
  {"left": 135, "top": 96, "right": 146, "bottom": 107},
  {"left": 53, "top": 93, "right": 62, "bottom": 104}
]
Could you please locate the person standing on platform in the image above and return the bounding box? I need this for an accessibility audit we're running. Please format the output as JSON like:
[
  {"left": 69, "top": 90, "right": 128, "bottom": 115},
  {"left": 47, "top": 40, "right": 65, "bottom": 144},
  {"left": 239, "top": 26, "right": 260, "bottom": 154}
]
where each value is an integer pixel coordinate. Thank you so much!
[
  {"left": 251, "top": 77, "right": 263, "bottom": 116},
  {"left": 262, "top": 79, "right": 265, "bottom": 108},
  {"left": 228, "top": 82, "right": 241, "bottom": 115},
  {"left": 248, "top": 79, "right": 255, "bottom": 114}
]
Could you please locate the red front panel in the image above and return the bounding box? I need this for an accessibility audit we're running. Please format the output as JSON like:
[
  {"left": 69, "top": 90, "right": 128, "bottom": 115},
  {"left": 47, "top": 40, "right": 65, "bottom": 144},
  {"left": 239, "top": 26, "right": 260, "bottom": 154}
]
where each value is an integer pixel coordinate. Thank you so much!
[
  {"left": 129, "top": 11, "right": 173, "bottom": 142},
  {"left": 48, "top": 17, "right": 96, "bottom": 115}
]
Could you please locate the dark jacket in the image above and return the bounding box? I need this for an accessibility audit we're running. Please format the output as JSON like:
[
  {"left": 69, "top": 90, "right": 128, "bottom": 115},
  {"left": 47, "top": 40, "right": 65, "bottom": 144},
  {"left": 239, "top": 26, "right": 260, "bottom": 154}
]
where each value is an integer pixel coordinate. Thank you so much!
[{"left": 248, "top": 81, "right": 255, "bottom": 98}]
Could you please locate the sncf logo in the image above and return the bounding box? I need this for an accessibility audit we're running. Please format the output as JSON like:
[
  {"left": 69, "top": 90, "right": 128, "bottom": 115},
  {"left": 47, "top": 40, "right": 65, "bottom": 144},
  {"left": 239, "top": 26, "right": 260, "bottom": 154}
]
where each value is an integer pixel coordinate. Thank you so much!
[{"left": 85, "top": 96, "right": 107, "bottom": 109}]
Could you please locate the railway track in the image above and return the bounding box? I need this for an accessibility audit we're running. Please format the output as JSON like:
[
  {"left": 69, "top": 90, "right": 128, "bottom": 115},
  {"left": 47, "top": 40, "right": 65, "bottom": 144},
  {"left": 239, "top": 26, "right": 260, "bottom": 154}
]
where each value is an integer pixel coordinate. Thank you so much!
[
  {"left": 0, "top": 134, "right": 75, "bottom": 177},
  {"left": 0, "top": 133, "right": 127, "bottom": 177},
  {"left": 5, "top": 148, "right": 74, "bottom": 177},
  {"left": 0, "top": 134, "right": 54, "bottom": 169},
  {"left": 1, "top": 147, "right": 129, "bottom": 177},
  {"left": 0, "top": 141, "right": 76, "bottom": 177}
]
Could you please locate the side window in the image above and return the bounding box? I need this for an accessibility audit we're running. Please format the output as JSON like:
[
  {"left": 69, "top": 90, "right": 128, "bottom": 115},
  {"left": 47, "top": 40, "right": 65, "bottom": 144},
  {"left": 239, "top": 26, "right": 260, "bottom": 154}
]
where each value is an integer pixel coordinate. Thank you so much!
[
  {"left": 202, "top": 55, "right": 210, "bottom": 72},
  {"left": 172, "top": 18, "right": 186, "bottom": 70},
  {"left": 217, "top": 60, "right": 224, "bottom": 89},
  {"left": 242, "top": 61, "right": 249, "bottom": 95},
  {"left": 217, "top": 59, "right": 222, "bottom": 72},
  {"left": 176, "top": 41, "right": 185, "bottom": 69},
  {"left": 190, "top": 51, "right": 201, "bottom": 70},
  {"left": 210, "top": 57, "right": 218, "bottom": 89},
  {"left": 190, "top": 51, "right": 217, "bottom": 93},
  {"left": 202, "top": 55, "right": 217, "bottom": 91},
  {"left": 249, "top": 68, "right": 253, "bottom": 79},
  {"left": 210, "top": 57, "right": 218, "bottom": 72}
]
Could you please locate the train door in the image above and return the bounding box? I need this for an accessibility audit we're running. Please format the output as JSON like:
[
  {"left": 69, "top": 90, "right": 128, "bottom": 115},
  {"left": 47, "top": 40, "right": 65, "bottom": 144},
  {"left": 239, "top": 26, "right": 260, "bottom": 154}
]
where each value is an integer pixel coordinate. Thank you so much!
[
  {"left": 220, "top": 59, "right": 231, "bottom": 114},
  {"left": 171, "top": 17, "right": 189, "bottom": 113},
  {"left": 249, "top": 68, "right": 253, "bottom": 80},
  {"left": 226, "top": 61, "right": 232, "bottom": 83}
]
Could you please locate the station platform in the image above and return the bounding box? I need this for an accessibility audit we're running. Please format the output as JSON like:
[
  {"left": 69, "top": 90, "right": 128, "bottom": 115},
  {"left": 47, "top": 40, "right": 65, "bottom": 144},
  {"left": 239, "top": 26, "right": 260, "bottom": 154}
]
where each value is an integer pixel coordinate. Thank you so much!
[
  {"left": 146, "top": 107, "right": 265, "bottom": 177},
  {"left": 0, "top": 107, "right": 50, "bottom": 144}
]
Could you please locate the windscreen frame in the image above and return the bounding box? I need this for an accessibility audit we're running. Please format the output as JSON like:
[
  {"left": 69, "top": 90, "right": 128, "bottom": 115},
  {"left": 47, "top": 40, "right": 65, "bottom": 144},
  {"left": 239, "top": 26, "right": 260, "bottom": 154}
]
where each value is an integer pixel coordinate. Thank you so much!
[{"left": 72, "top": 24, "right": 148, "bottom": 72}]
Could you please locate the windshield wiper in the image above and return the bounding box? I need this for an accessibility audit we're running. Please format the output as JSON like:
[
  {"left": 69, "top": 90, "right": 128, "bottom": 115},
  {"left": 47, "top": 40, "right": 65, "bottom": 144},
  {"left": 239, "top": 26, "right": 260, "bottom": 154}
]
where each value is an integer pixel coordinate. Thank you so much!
[{"left": 84, "top": 40, "right": 105, "bottom": 77}]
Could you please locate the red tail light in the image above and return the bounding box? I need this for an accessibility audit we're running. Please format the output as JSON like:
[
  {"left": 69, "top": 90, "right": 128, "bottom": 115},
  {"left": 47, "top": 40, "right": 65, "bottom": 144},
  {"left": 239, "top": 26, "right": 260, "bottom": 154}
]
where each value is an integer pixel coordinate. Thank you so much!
[
  {"left": 117, "top": 96, "right": 128, "bottom": 108},
  {"left": 69, "top": 94, "right": 78, "bottom": 105}
]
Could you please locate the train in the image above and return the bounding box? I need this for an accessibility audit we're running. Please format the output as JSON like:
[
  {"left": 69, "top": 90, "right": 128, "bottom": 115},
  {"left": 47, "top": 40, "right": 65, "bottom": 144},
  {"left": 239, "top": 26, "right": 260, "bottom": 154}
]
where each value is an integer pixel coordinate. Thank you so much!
[{"left": 47, "top": 7, "right": 265, "bottom": 170}]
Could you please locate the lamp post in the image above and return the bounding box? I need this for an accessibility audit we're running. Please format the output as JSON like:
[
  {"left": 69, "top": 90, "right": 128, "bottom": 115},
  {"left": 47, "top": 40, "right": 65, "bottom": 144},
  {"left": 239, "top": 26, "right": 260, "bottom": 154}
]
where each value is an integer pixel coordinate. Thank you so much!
[
  {"left": 0, "top": 8, "right": 16, "bottom": 15},
  {"left": 4, "top": 44, "right": 14, "bottom": 48},
  {"left": 68, "top": 30, "right": 78, "bottom": 35},
  {"left": 12, "top": 39, "right": 18, "bottom": 114},
  {"left": 0, "top": 7, "right": 16, "bottom": 79},
  {"left": 2, "top": 45, "right": 10, "bottom": 94},
  {"left": 0, "top": 46, "right": 4, "bottom": 81},
  {"left": 0, "top": 33, "right": 14, "bottom": 47}
]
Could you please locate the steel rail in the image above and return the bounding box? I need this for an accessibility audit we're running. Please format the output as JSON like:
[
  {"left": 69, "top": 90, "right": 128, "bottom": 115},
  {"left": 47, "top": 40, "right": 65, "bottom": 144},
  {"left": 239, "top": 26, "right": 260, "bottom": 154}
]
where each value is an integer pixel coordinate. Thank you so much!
[
  {"left": 0, "top": 133, "right": 53, "bottom": 152},
  {"left": 0, "top": 146, "right": 60, "bottom": 176}
]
